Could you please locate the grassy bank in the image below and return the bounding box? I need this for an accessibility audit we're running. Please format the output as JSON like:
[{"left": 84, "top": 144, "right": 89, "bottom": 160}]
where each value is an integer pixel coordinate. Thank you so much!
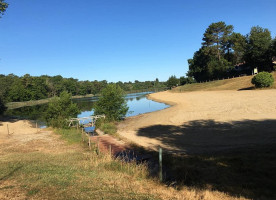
[
  {"left": 0, "top": 126, "right": 250, "bottom": 199},
  {"left": 172, "top": 72, "right": 276, "bottom": 92},
  {"left": 6, "top": 94, "right": 94, "bottom": 110},
  {"left": 125, "top": 87, "right": 168, "bottom": 94},
  {"left": 0, "top": 128, "right": 153, "bottom": 199}
]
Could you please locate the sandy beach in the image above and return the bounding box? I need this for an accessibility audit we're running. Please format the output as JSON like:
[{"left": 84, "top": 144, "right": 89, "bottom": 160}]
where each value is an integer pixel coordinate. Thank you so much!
[{"left": 118, "top": 90, "right": 276, "bottom": 154}]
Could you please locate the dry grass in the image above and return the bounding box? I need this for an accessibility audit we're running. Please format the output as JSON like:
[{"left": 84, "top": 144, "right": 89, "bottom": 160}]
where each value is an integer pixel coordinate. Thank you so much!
[
  {"left": 172, "top": 72, "right": 276, "bottom": 92},
  {"left": 0, "top": 124, "right": 248, "bottom": 200}
]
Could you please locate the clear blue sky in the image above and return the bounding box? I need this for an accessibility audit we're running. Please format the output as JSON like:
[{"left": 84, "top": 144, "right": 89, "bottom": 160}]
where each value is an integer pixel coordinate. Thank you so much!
[{"left": 0, "top": 0, "right": 275, "bottom": 82}]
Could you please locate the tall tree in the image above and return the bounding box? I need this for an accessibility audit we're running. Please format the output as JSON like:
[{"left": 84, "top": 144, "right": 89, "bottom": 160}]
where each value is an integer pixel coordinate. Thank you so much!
[
  {"left": 187, "top": 47, "right": 212, "bottom": 81},
  {"left": 244, "top": 26, "right": 272, "bottom": 71},
  {"left": 272, "top": 38, "right": 276, "bottom": 56},
  {"left": 229, "top": 32, "right": 247, "bottom": 64},
  {"left": 202, "top": 21, "right": 233, "bottom": 61}
]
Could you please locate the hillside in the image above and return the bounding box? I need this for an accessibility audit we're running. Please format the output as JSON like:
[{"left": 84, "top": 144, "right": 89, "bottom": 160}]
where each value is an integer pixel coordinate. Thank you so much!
[{"left": 172, "top": 72, "right": 276, "bottom": 92}]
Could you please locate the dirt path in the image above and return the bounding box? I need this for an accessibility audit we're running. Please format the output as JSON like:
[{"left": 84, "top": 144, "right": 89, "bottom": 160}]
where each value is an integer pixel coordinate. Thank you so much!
[
  {"left": 90, "top": 135, "right": 127, "bottom": 155},
  {"left": 117, "top": 90, "right": 276, "bottom": 154}
]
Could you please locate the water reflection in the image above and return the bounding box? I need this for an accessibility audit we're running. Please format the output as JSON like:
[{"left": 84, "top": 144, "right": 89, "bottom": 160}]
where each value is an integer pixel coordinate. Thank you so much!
[{"left": 5, "top": 92, "right": 169, "bottom": 121}]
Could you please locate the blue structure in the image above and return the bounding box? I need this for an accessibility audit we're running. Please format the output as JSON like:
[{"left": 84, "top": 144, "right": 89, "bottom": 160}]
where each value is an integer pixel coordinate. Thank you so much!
[{"left": 84, "top": 126, "right": 95, "bottom": 133}]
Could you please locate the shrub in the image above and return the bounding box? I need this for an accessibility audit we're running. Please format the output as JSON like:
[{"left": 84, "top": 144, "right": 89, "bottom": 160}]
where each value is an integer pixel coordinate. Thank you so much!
[
  {"left": 94, "top": 84, "right": 128, "bottom": 121},
  {"left": 251, "top": 72, "right": 274, "bottom": 88},
  {"left": 44, "top": 91, "right": 80, "bottom": 128},
  {"left": 167, "top": 75, "right": 179, "bottom": 88}
]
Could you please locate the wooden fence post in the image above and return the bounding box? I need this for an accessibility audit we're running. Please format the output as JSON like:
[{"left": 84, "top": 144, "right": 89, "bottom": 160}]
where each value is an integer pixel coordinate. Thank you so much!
[
  {"left": 159, "top": 147, "right": 163, "bottom": 182},
  {"left": 7, "top": 124, "right": 9, "bottom": 135},
  {"left": 36, "top": 122, "right": 38, "bottom": 133},
  {"left": 88, "top": 137, "right": 91, "bottom": 150},
  {"left": 97, "top": 137, "right": 100, "bottom": 154},
  {"left": 109, "top": 145, "right": 112, "bottom": 157}
]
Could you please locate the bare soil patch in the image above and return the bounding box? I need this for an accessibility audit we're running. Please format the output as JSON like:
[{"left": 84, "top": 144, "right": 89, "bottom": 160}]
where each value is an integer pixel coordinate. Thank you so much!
[{"left": 0, "top": 119, "right": 79, "bottom": 155}]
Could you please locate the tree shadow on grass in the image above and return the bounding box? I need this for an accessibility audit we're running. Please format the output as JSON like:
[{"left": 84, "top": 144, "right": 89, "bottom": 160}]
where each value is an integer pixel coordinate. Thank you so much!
[{"left": 136, "top": 119, "right": 276, "bottom": 200}]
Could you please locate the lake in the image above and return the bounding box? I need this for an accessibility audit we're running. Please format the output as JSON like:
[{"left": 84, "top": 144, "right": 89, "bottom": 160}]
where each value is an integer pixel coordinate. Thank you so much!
[{"left": 5, "top": 92, "right": 169, "bottom": 124}]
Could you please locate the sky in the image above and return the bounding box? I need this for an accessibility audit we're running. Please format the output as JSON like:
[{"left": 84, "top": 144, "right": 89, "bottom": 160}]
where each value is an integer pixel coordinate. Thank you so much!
[{"left": 0, "top": 0, "right": 275, "bottom": 82}]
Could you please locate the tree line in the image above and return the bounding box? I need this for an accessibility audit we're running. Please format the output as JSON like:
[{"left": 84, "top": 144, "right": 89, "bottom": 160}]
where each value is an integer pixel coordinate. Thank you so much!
[
  {"left": 187, "top": 22, "right": 276, "bottom": 82},
  {"left": 0, "top": 73, "right": 167, "bottom": 103}
]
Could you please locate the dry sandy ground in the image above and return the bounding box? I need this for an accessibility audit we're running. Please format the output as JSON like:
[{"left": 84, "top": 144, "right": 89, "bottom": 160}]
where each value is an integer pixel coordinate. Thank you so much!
[
  {"left": 0, "top": 119, "right": 79, "bottom": 155},
  {"left": 118, "top": 90, "right": 276, "bottom": 154}
]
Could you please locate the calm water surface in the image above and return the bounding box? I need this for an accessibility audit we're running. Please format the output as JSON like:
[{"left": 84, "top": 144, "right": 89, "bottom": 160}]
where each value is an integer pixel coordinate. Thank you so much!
[{"left": 5, "top": 92, "right": 169, "bottom": 123}]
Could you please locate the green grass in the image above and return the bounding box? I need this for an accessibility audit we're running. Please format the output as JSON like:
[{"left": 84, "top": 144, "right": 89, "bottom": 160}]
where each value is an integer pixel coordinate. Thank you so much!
[
  {"left": 0, "top": 152, "right": 152, "bottom": 199},
  {"left": 98, "top": 122, "right": 118, "bottom": 135},
  {"left": 54, "top": 128, "right": 84, "bottom": 144}
]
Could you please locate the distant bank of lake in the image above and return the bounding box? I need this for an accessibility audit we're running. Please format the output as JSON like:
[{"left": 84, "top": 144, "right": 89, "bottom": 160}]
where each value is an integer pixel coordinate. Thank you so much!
[{"left": 5, "top": 92, "right": 170, "bottom": 124}]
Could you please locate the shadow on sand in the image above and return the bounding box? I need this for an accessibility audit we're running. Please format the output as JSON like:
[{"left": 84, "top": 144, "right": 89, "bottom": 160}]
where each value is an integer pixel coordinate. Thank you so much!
[
  {"left": 135, "top": 119, "right": 276, "bottom": 200},
  {"left": 0, "top": 116, "right": 20, "bottom": 127}
]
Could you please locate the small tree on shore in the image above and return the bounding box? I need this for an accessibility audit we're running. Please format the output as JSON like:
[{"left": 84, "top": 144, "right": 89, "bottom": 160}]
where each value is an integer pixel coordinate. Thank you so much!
[
  {"left": 94, "top": 84, "right": 128, "bottom": 121},
  {"left": 44, "top": 91, "right": 79, "bottom": 128},
  {"left": 167, "top": 75, "right": 179, "bottom": 88}
]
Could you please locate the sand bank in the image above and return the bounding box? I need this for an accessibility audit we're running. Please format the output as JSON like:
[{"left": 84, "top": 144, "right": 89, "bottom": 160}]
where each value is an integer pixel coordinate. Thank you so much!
[{"left": 118, "top": 90, "right": 276, "bottom": 154}]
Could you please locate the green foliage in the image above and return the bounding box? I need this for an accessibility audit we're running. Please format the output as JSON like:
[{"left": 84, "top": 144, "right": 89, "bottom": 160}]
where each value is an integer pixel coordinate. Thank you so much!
[
  {"left": 207, "top": 58, "right": 231, "bottom": 79},
  {"left": 0, "top": 0, "right": 8, "bottom": 16},
  {"left": 229, "top": 32, "right": 247, "bottom": 64},
  {"left": 245, "top": 26, "right": 272, "bottom": 71},
  {"left": 8, "top": 79, "right": 31, "bottom": 102},
  {"left": 44, "top": 91, "right": 80, "bottom": 128},
  {"left": 0, "top": 73, "right": 167, "bottom": 103},
  {"left": 272, "top": 38, "right": 276, "bottom": 56},
  {"left": 0, "top": 96, "right": 7, "bottom": 115},
  {"left": 179, "top": 76, "right": 196, "bottom": 85},
  {"left": 188, "top": 22, "right": 275, "bottom": 82},
  {"left": 94, "top": 84, "right": 128, "bottom": 121},
  {"left": 167, "top": 75, "right": 179, "bottom": 88},
  {"left": 202, "top": 21, "right": 233, "bottom": 60},
  {"left": 251, "top": 72, "right": 274, "bottom": 88}
]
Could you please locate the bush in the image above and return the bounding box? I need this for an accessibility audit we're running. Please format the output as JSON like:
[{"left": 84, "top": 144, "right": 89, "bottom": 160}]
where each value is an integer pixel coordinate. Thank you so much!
[
  {"left": 251, "top": 72, "right": 274, "bottom": 88},
  {"left": 167, "top": 75, "right": 179, "bottom": 88},
  {"left": 44, "top": 91, "right": 80, "bottom": 128},
  {"left": 94, "top": 84, "right": 128, "bottom": 121}
]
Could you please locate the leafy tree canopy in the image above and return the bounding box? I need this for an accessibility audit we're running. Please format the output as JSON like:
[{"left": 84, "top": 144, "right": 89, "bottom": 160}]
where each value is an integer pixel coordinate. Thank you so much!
[
  {"left": 202, "top": 21, "right": 233, "bottom": 60},
  {"left": 94, "top": 84, "right": 129, "bottom": 121},
  {"left": 0, "top": 97, "right": 7, "bottom": 115},
  {"left": 44, "top": 91, "right": 80, "bottom": 128},
  {"left": 188, "top": 22, "right": 275, "bottom": 82},
  {"left": 167, "top": 75, "right": 179, "bottom": 88},
  {"left": 244, "top": 26, "right": 272, "bottom": 71}
]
